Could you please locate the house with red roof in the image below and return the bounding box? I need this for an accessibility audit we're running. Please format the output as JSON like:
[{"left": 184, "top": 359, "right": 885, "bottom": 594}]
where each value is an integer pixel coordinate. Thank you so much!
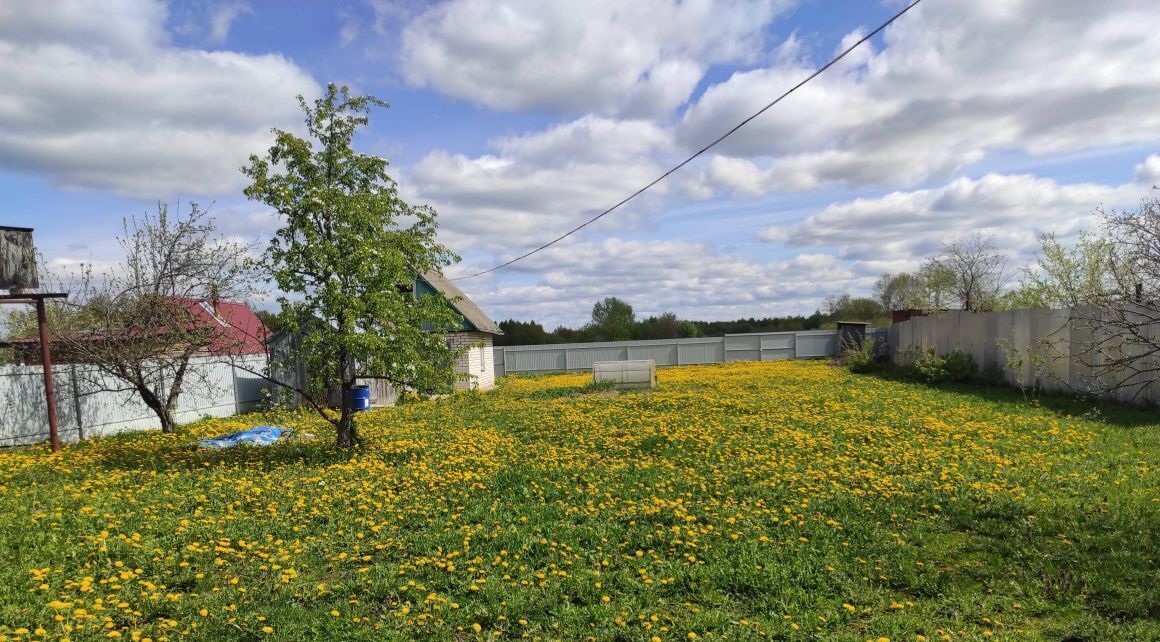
[{"left": 0, "top": 297, "right": 269, "bottom": 365}]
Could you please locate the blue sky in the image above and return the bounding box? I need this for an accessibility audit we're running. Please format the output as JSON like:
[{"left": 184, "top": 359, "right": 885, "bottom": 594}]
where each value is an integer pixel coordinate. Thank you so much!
[{"left": 2, "top": 0, "right": 1158, "bottom": 327}]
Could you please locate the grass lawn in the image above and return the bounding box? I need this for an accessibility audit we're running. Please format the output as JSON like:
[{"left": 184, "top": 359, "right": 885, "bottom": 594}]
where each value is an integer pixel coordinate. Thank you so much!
[{"left": 1, "top": 361, "right": 1157, "bottom": 642}]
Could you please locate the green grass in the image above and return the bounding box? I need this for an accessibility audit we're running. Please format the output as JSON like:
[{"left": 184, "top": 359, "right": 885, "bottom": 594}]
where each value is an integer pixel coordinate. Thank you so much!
[{"left": 0, "top": 361, "right": 1157, "bottom": 642}]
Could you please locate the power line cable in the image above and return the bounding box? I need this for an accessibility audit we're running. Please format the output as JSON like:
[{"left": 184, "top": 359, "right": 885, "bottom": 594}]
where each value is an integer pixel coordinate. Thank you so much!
[{"left": 452, "top": 0, "right": 924, "bottom": 281}]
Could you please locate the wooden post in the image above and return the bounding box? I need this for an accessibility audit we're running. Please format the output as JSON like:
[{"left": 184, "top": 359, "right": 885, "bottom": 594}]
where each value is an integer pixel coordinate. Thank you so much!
[{"left": 36, "top": 297, "right": 60, "bottom": 452}]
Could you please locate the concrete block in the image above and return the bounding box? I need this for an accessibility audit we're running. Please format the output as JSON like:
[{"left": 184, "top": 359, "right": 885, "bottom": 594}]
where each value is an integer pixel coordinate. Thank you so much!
[{"left": 593, "top": 359, "right": 657, "bottom": 390}]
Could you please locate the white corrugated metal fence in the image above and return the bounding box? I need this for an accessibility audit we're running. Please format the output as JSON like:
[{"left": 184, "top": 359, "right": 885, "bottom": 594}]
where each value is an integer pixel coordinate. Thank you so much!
[
  {"left": 1, "top": 354, "right": 269, "bottom": 447},
  {"left": 493, "top": 329, "right": 885, "bottom": 377}
]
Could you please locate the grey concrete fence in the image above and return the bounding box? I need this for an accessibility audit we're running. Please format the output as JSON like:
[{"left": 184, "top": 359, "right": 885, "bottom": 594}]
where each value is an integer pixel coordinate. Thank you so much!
[
  {"left": 493, "top": 328, "right": 887, "bottom": 377},
  {"left": 889, "top": 308, "right": 1160, "bottom": 404}
]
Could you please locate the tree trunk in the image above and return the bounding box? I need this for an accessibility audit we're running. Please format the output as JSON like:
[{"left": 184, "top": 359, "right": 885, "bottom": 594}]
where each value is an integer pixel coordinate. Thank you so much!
[
  {"left": 157, "top": 409, "right": 178, "bottom": 434},
  {"left": 138, "top": 385, "right": 177, "bottom": 434},
  {"left": 336, "top": 382, "right": 356, "bottom": 448},
  {"left": 335, "top": 346, "right": 357, "bottom": 448},
  {"left": 336, "top": 412, "right": 355, "bottom": 448}
]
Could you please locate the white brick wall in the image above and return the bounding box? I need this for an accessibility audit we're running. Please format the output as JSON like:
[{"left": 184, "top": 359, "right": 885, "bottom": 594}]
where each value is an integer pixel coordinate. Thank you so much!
[{"left": 449, "top": 332, "right": 495, "bottom": 390}]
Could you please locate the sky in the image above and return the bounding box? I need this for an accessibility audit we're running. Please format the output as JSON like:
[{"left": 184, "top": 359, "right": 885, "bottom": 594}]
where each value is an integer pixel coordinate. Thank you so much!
[{"left": 2, "top": 0, "right": 1159, "bottom": 329}]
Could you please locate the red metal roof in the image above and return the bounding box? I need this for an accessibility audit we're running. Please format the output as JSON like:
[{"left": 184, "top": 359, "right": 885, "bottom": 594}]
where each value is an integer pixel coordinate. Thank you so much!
[
  {"left": 184, "top": 299, "right": 270, "bottom": 356},
  {"left": 0, "top": 298, "right": 269, "bottom": 356}
]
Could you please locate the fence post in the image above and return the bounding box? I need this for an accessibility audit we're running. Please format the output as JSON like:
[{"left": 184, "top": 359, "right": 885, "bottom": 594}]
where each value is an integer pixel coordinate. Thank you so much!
[
  {"left": 232, "top": 360, "right": 242, "bottom": 414},
  {"left": 70, "top": 363, "right": 85, "bottom": 441}
]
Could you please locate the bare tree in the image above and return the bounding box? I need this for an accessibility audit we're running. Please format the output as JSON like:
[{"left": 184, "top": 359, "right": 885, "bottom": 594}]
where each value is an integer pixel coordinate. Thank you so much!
[
  {"left": 1069, "top": 199, "right": 1160, "bottom": 399},
  {"left": 923, "top": 234, "right": 1012, "bottom": 312},
  {"left": 45, "top": 204, "right": 258, "bottom": 433},
  {"left": 873, "top": 272, "right": 923, "bottom": 312}
]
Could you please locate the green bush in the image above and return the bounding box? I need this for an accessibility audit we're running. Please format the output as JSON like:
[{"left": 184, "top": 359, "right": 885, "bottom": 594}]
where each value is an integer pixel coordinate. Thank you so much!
[
  {"left": 913, "top": 348, "right": 977, "bottom": 383},
  {"left": 843, "top": 338, "right": 881, "bottom": 374}
]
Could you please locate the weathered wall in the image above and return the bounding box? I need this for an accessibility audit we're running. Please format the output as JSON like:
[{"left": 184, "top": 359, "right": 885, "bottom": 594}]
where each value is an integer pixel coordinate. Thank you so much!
[{"left": 888, "top": 308, "right": 1160, "bottom": 404}]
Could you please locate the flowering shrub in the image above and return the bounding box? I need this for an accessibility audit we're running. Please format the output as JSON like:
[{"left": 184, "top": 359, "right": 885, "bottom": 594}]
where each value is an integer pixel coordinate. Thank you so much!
[
  {"left": 0, "top": 361, "right": 1155, "bottom": 641},
  {"left": 842, "top": 338, "right": 884, "bottom": 373},
  {"left": 913, "top": 348, "right": 977, "bottom": 383}
]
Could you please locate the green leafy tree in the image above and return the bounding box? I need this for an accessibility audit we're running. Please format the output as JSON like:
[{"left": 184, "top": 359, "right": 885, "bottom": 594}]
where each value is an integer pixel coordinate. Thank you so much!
[
  {"left": 1011, "top": 201, "right": 1158, "bottom": 398},
  {"left": 679, "top": 321, "right": 703, "bottom": 338},
  {"left": 824, "top": 293, "right": 884, "bottom": 322},
  {"left": 254, "top": 309, "right": 285, "bottom": 335},
  {"left": 590, "top": 297, "right": 636, "bottom": 341},
  {"left": 638, "top": 312, "right": 683, "bottom": 340},
  {"left": 496, "top": 319, "right": 551, "bottom": 346},
  {"left": 243, "top": 84, "right": 462, "bottom": 448},
  {"left": 1009, "top": 232, "right": 1116, "bottom": 308}
]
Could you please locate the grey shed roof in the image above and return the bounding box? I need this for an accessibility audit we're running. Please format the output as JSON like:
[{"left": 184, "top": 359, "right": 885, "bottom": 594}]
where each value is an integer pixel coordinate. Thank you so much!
[{"left": 420, "top": 272, "right": 503, "bottom": 335}]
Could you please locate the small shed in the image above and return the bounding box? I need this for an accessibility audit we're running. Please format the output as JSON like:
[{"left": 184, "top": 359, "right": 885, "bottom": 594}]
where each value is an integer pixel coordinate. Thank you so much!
[
  {"left": 836, "top": 321, "right": 870, "bottom": 354},
  {"left": 0, "top": 226, "right": 39, "bottom": 292},
  {"left": 418, "top": 272, "right": 503, "bottom": 391}
]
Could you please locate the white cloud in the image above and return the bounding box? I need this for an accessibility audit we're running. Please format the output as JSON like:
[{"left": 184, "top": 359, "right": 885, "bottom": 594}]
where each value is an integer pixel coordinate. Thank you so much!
[
  {"left": 407, "top": 116, "right": 676, "bottom": 253},
  {"left": 1136, "top": 155, "right": 1160, "bottom": 186},
  {"left": 448, "top": 238, "right": 855, "bottom": 327},
  {"left": 209, "top": 2, "right": 251, "bottom": 44},
  {"left": 0, "top": 0, "right": 166, "bottom": 52},
  {"left": 400, "top": 0, "right": 793, "bottom": 117},
  {"left": 459, "top": 160, "right": 1158, "bottom": 327},
  {"left": 683, "top": 0, "right": 1160, "bottom": 194},
  {"left": 0, "top": 0, "right": 319, "bottom": 198},
  {"left": 759, "top": 161, "right": 1158, "bottom": 269}
]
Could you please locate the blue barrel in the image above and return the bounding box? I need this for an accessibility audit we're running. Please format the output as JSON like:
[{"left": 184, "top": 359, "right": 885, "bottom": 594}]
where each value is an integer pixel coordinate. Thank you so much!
[{"left": 349, "top": 385, "right": 371, "bottom": 412}]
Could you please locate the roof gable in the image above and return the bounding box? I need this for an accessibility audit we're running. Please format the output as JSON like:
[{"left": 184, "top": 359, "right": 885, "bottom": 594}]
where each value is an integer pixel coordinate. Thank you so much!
[
  {"left": 418, "top": 272, "right": 503, "bottom": 335},
  {"left": 185, "top": 299, "right": 270, "bottom": 355}
]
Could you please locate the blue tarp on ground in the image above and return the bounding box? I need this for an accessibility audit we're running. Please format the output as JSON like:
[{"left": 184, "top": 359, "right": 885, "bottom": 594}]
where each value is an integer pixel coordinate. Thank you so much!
[{"left": 199, "top": 426, "right": 289, "bottom": 449}]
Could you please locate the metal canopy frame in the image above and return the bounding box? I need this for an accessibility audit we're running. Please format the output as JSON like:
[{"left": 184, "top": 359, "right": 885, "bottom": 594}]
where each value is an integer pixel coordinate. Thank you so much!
[{"left": 1, "top": 292, "right": 69, "bottom": 451}]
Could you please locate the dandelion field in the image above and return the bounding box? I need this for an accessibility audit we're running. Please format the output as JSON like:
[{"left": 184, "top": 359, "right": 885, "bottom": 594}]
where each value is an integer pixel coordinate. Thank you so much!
[{"left": 1, "top": 361, "right": 1157, "bottom": 642}]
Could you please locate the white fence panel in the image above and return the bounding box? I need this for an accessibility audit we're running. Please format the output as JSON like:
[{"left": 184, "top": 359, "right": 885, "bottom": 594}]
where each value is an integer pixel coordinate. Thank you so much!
[
  {"left": 759, "top": 333, "right": 795, "bottom": 361},
  {"left": 796, "top": 330, "right": 838, "bottom": 358},
  {"left": 627, "top": 343, "right": 678, "bottom": 365},
  {"left": 1, "top": 355, "right": 270, "bottom": 448},
  {"left": 504, "top": 346, "right": 567, "bottom": 373},
  {"left": 493, "top": 347, "right": 506, "bottom": 378},
  {"left": 567, "top": 345, "right": 630, "bottom": 370},
  {"left": 495, "top": 330, "right": 847, "bottom": 377},
  {"left": 724, "top": 334, "right": 761, "bottom": 362},
  {"left": 677, "top": 338, "right": 725, "bottom": 365},
  {"left": 0, "top": 365, "right": 82, "bottom": 446}
]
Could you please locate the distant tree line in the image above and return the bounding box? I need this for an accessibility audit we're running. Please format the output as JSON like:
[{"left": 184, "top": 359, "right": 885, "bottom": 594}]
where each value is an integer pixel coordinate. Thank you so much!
[{"left": 495, "top": 297, "right": 869, "bottom": 346}]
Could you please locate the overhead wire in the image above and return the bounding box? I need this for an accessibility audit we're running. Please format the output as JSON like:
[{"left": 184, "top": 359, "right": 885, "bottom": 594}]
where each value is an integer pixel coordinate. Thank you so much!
[{"left": 451, "top": 0, "right": 924, "bottom": 281}]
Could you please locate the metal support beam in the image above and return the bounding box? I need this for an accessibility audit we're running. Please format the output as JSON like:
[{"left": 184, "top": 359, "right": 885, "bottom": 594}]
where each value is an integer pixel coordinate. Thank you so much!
[
  {"left": 2, "top": 292, "right": 68, "bottom": 451},
  {"left": 36, "top": 298, "right": 61, "bottom": 452}
]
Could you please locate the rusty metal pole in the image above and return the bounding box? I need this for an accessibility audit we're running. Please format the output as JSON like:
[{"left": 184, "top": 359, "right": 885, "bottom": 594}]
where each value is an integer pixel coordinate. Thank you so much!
[{"left": 36, "top": 297, "right": 60, "bottom": 452}]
